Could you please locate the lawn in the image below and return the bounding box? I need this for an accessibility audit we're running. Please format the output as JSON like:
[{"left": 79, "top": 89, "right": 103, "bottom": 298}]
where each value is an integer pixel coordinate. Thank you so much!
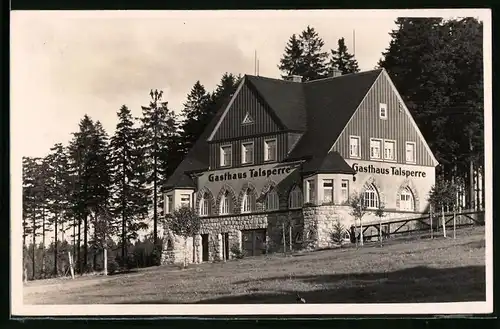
[{"left": 23, "top": 226, "right": 486, "bottom": 305}]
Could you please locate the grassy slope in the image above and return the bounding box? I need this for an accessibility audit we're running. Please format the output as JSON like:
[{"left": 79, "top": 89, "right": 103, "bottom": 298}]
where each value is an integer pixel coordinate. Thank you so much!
[{"left": 23, "top": 226, "right": 486, "bottom": 304}]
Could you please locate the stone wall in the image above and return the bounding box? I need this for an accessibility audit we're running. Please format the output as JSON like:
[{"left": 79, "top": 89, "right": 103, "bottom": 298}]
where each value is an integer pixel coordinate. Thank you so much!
[{"left": 161, "top": 209, "right": 303, "bottom": 265}]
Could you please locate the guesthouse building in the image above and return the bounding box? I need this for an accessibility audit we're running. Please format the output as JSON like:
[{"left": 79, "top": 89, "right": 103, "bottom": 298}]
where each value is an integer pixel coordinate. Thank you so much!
[{"left": 162, "top": 68, "right": 438, "bottom": 264}]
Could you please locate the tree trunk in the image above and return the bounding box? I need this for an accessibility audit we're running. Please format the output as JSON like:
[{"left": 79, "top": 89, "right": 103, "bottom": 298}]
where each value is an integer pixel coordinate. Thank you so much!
[
  {"left": 289, "top": 224, "right": 292, "bottom": 252},
  {"left": 32, "top": 212, "right": 36, "bottom": 280},
  {"left": 104, "top": 248, "right": 108, "bottom": 275},
  {"left": 41, "top": 207, "right": 46, "bottom": 277},
  {"left": 282, "top": 223, "right": 286, "bottom": 254},
  {"left": 475, "top": 168, "right": 481, "bottom": 210},
  {"left": 54, "top": 212, "right": 58, "bottom": 276},
  {"left": 77, "top": 216, "right": 81, "bottom": 274},
  {"left": 72, "top": 218, "right": 76, "bottom": 260},
  {"left": 153, "top": 155, "right": 158, "bottom": 246},
  {"left": 184, "top": 236, "right": 188, "bottom": 268},
  {"left": 122, "top": 160, "right": 127, "bottom": 259},
  {"left": 360, "top": 220, "right": 364, "bottom": 247},
  {"left": 469, "top": 135, "right": 474, "bottom": 210},
  {"left": 441, "top": 206, "right": 446, "bottom": 238},
  {"left": 83, "top": 212, "right": 88, "bottom": 273},
  {"left": 481, "top": 166, "right": 485, "bottom": 210},
  {"left": 430, "top": 204, "right": 434, "bottom": 239}
]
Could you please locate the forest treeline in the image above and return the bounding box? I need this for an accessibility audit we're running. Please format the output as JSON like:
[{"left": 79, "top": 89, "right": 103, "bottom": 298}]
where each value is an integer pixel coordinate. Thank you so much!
[{"left": 22, "top": 18, "right": 484, "bottom": 280}]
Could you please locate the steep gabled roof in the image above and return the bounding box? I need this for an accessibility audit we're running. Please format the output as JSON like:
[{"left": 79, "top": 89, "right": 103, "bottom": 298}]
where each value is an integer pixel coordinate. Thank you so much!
[
  {"left": 245, "top": 75, "right": 307, "bottom": 131},
  {"left": 165, "top": 69, "right": 383, "bottom": 189},
  {"left": 287, "top": 69, "right": 382, "bottom": 163}
]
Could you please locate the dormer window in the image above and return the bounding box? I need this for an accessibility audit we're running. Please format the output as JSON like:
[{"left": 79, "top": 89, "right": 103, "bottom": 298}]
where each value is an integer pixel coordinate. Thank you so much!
[
  {"left": 220, "top": 145, "right": 232, "bottom": 167},
  {"left": 264, "top": 138, "right": 277, "bottom": 162},
  {"left": 379, "top": 103, "right": 388, "bottom": 119}
]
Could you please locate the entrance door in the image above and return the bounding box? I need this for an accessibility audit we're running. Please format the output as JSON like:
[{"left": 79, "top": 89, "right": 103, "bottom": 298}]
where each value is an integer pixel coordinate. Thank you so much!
[
  {"left": 201, "top": 234, "right": 209, "bottom": 262},
  {"left": 223, "top": 233, "right": 230, "bottom": 260},
  {"left": 241, "top": 229, "right": 267, "bottom": 257}
]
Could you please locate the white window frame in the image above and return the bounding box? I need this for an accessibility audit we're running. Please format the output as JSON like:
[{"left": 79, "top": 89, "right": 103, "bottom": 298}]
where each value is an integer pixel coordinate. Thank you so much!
[
  {"left": 220, "top": 144, "right": 232, "bottom": 167},
  {"left": 306, "top": 179, "right": 316, "bottom": 203},
  {"left": 241, "top": 189, "right": 255, "bottom": 214},
  {"left": 400, "top": 187, "right": 415, "bottom": 211},
  {"left": 288, "top": 186, "right": 303, "bottom": 209},
  {"left": 341, "top": 179, "right": 349, "bottom": 204},
  {"left": 349, "top": 135, "right": 361, "bottom": 158},
  {"left": 241, "top": 141, "right": 254, "bottom": 165},
  {"left": 219, "top": 191, "right": 231, "bottom": 215},
  {"left": 199, "top": 193, "right": 209, "bottom": 217},
  {"left": 165, "top": 194, "right": 173, "bottom": 214},
  {"left": 383, "top": 139, "right": 397, "bottom": 161},
  {"left": 265, "top": 188, "right": 280, "bottom": 211},
  {"left": 322, "top": 179, "right": 334, "bottom": 204},
  {"left": 363, "top": 184, "right": 379, "bottom": 209},
  {"left": 180, "top": 194, "right": 191, "bottom": 208},
  {"left": 264, "top": 138, "right": 277, "bottom": 162},
  {"left": 405, "top": 141, "right": 416, "bottom": 164},
  {"left": 379, "top": 103, "right": 388, "bottom": 120},
  {"left": 370, "top": 138, "right": 382, "bottom": 160}
]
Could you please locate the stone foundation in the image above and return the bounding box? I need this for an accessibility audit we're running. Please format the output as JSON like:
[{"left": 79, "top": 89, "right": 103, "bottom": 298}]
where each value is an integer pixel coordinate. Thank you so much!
[{"left": 161, "top": 206, "right": 428, "bottom": 264}]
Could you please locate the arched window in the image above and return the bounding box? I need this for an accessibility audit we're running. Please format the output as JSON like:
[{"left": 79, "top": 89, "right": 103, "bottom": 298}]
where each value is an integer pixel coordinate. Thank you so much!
[
  {"left": 400, "top": 187, "right": 415, "bottom": 211},
  {"left": 199, "top": 193, "right": 210, "bottom": 216},
  {"left": 219, "top": 191, "right": 232, "bottom": 215},
  {"left": 241, "top": 188, "right": 256, "bottom": 213},
  {"left": 363, "top": 184, "right": 379, "bottom": 209},
  {"left": 288, "top": 185, "right": 303, "bottom": 209},
  {"left": 265, "top": 188, "right": 280, "bottom": 211}
]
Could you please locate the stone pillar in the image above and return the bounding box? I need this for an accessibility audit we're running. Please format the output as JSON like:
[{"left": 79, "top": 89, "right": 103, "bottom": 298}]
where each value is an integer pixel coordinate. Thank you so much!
[
  {"left": 194, "top": 234, "right": 202, "bottom": 264},
  {"left": 236, "top": 230, "right": 242, "bottom": 250},
  {"left": 217, "top": 233, "right": 223, "bottom": 261}
]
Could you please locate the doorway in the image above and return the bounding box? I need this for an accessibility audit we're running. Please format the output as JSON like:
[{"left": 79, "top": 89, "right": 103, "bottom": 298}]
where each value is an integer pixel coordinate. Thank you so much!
[
  {"left": 241, "top": 229, "right": 267, "bottom": 257},
  {"left": 223, "top": 233, "right": 230, "bottom": 260},
  {"left": 201, "top": 234, "right": 209, "bottom": 262}
]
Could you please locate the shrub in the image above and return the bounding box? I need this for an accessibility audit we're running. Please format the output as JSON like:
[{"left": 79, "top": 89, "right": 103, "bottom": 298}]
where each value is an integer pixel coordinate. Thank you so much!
[{"left": 230, "top": 244, "right": 245, "bottom": 259}]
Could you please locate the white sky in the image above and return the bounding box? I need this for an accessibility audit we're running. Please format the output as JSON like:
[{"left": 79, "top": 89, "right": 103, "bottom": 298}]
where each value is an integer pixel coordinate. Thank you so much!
[{"left": 10, "top": 9, "right": 484, "bottom": 158}]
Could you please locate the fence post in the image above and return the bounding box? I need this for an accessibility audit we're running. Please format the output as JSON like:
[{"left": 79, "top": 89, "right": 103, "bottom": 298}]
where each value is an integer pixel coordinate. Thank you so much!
[
  {"left": 68, "top": 251, "right": 75, "bottom": 279},
  {"left": 442, "top": 205, "right": 446, "bottom": 238},
  {"left": 453, "top": 207, "right": 456, "bottom": 239},
  {"left": 379, "top": 219, "right": 382, "bottom": 247},
  {"left": 282, "top": 223, "right": 286, "bottom": 255},
  {"left": 430, "top": 204, "right": 433, "bottom": 239},
  {"left": 289, "top": 224, "right": 292, "bottom": 253},
  {"left": 104, "top": 248, "right": 108, "bottom": 275}
]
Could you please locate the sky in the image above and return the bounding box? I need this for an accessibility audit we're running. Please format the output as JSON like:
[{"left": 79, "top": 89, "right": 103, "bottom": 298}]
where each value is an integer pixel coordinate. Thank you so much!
[{"left": 10, "top": 9, "right": 483, "bottom": 159}]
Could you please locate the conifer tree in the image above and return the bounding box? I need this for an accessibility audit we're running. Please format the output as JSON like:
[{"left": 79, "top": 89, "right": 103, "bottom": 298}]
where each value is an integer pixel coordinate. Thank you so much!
[
  {"left": 140, "top": 90, "right": 176, "bottom": 246},
  {"left": 330, "top": 37, "right": 360, "bottom": 75}
]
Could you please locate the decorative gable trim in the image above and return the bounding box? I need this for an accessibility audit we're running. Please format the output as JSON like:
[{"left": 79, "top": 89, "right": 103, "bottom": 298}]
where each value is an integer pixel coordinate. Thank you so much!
[
  {"left": 380, "top": 69, "right": 439, "bottom": 166},
  {"left": 207, "top": 77, "right": 246, "bottom": 142},
  {"left": 242, "top": 112, "right": 254, "bottom": 125}
]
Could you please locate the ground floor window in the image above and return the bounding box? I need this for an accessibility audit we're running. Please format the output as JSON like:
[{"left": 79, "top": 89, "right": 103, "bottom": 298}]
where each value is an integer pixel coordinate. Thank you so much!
[
  {"left": 265, "top": 188, "right": 280, "bottom": 211},
  {"left": 241, "top": 188, "right": 256, "bottom": 213},
  {"left": 400, "top": 187, "right": 415, "bottom": 211},
  {"left": 363, "top": 184, "right": 379, "bottom": 209},
  {"left": 199, "top": 193, "right": 210, "bottom": 216},
  {"left": 288, "top": 186, "right": 303, "bottom": 209},
  {"left": 220, "top": 191, "right": 232, "bottom": 215}
]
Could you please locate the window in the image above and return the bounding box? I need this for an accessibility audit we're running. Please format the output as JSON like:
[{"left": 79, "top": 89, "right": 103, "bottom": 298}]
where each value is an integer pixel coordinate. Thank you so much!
[
  {"left": 384, "top": 140, "right": 396, "bottom": 161},
  {"left": 370, "top": 138, "right": 382, "bottom": 159},
  {"left": 288, "top": 186, "right": 303, "bottom": 209},
  {"left": 165, "top": 195, "right": 173, "bottom": 214},
  {"left": 341, "top": 180, "right": 349, "bottom": 204},
  {"left": 406, "top": 142, "right": 416, "bottom": 163},
  {"left": 264, "top": 139, "right": 277, "bottom": 162},
  {"left": 241, "top": 142, "right": 254, "bottom": 164},
  {"left": 220, "top": 145, "right": 232, "bottom": 167},
  {"left": 322, "top": 179, "right": 334, "bottom": 204},
  {"left": 363, "top": 184, "right": 379, "bottom": 209},
  {"left": 199, "top": 193, "right": 210, "bottom": 216},
  {"left": 219, "top": 191, "right": 232, "bottom": 215},
  {"left": 265, "top": 188, "right": 279, "bottom": 211},
  {"left": 306, "top": 179, "right": 316, "bottom": 203},
  {"left": 241, "top": 189, "right": 256, "bottom": 213},
  {"left": 349, "top": 136, "right": 360, "bottom": 158},
  {"left": 379, "top": 103, "right": 388, "bottom": 119},
  {"left": 400, "top": 187, "right": 415, "bottom": 211},
  {"left": 180, "top": 194, "right": 191, "bottom": 208}
]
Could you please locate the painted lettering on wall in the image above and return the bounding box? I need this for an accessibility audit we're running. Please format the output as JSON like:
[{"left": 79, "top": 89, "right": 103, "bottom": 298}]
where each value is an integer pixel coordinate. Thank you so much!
[
  {"left": 208, "top": 167, "right": 293, "bottom": 182},
  {"left": 352, "top": 163, "right": 427, "bottom": 178}
]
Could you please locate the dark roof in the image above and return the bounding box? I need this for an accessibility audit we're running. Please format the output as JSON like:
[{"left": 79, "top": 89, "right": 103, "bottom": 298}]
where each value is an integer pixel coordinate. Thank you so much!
[
  {"left": 246, "top": 75, "right": 307, "bottom": 131},
  {"left": 165, "top": 69, "right": 383, "bottom": 189}
]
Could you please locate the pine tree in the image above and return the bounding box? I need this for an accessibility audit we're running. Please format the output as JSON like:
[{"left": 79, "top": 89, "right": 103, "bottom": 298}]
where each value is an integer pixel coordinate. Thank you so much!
[
  {"left": 110, "top": 105, "right": 149, "bottom": 259},
  {"left": 278, "top": 34, "right": 304, "bottom": 78},
  {"left": 45, "top": 143, "right": 71, "bottom": 276},
  {"left": 179, "top": 81, "right": 211, "bottom": 155},
  {"left": 278, "top": 26, "right": 328, "bottom": 81},
  {"left": 140, "top": 90, "right": 176, "bottom": 246},
  {"left": 330, "top": 37, "right": 360, "bottom": 75}
]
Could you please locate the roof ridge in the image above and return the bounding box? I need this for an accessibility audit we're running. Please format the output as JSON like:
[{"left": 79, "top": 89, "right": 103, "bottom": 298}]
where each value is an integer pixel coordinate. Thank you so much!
[{"left": 304, "top": 68, "right": 384, "bottom": 84}]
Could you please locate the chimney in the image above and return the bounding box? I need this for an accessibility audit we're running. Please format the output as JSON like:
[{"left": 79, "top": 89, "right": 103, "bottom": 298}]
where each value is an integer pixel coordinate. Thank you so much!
[
  {"left": 330, "top": 67, "right": 342, "bottom": 78},
  {"left": 286, "top": 75, "right": 303, "bottom": 83}
]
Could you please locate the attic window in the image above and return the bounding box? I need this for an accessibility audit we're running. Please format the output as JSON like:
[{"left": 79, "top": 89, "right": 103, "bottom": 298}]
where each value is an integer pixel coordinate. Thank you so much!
[
  {"left": 379, "top": 103, "right": 388, "bottom": 119},
  {"left": 242, "top": 112, "right": 254, "bottom": 125}
]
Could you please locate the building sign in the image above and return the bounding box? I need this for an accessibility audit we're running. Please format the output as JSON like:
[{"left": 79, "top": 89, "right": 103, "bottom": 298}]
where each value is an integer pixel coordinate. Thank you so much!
[
  {"left": 352, "top": 163, "right": 427, "bottom": 178},
  {"left": 208, "top": 166, "right": 294, "bottom": 182}
]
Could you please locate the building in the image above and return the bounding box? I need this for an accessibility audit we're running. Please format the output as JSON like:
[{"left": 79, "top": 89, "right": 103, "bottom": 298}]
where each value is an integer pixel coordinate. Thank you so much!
[{"left": 162, "top": 68, "right": 438, "bottom": 264}]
